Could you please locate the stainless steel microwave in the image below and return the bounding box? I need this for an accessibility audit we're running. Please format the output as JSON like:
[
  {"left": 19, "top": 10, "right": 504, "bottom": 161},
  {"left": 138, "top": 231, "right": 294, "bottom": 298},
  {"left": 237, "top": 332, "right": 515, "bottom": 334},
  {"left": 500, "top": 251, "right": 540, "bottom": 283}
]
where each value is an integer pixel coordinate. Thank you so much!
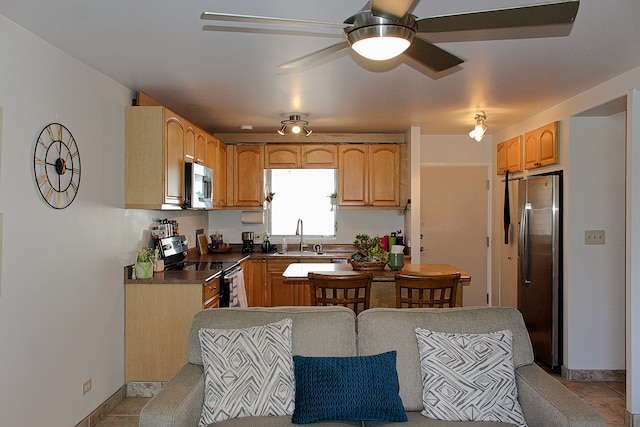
[{"left": 184, "top": 162, "right": 213, "bottom": 209}]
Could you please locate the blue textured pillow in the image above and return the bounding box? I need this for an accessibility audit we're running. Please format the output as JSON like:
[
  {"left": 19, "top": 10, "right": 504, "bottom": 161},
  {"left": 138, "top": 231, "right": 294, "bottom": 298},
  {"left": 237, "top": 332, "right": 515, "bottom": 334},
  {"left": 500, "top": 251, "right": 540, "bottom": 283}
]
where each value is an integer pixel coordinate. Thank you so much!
[{"left": 292, "top": 351, "right": 407, "bottom": 424}]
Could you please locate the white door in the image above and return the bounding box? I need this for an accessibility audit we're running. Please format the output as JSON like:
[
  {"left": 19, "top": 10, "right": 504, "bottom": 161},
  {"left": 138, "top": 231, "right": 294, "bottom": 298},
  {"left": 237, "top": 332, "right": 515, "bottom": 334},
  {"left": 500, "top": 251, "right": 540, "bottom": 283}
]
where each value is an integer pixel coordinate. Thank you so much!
[{"left": 420, "top": 166, "right": 489, "bottom": 307}]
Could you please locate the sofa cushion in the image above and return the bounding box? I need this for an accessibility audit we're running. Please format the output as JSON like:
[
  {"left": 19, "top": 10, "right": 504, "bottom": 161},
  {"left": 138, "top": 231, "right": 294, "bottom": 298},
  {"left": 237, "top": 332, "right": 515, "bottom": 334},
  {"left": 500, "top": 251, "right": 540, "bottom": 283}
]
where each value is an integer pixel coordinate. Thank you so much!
[
  {"left": 292, "top": 351, "right": 407, "bottom": 424},
  {"left": 356, "top": 307, "right": 534, "bottom": 411},
  {"left": 188, "top": 306, "right": 358, "bottom": 365},
  {"left": 415, "top": 328, "right": 527, "bottom": 427},
  {"left": 198, "top": 318, "right": 295, "bottom": 425}
]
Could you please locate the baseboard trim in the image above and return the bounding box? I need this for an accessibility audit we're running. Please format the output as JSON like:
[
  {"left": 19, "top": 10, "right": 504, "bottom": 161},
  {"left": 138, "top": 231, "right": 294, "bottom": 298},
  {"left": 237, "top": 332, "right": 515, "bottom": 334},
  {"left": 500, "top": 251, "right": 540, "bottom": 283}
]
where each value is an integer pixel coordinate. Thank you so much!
[
  {"left": 126, "top": 381, "right": 166, "bottom": 397},
  {"left": 73, "top": 385, "right": 126, "bottom": 427},
  {"left": 562, "top": 367, "right": 626, "bottom": 382},
  {"left": 625, "top": 410, "right": 639, "bottom": 426}
]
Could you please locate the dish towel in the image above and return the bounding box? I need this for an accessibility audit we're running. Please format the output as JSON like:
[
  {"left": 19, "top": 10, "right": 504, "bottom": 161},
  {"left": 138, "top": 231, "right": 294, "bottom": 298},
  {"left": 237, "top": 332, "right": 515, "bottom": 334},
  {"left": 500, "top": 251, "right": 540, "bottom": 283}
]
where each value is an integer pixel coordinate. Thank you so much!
[
  {"left": 230, "top": 269, "right": 248, "bottom": 307},
  {"left": 504, "top": 170, "right": 511, "bottom": 244}
]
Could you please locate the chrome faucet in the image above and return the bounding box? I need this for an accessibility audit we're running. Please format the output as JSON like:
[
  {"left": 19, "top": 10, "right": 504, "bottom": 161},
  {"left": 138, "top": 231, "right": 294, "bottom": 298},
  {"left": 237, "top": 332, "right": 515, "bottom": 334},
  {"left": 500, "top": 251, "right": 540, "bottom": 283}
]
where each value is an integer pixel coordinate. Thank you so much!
[{"left": 295, "top": 218, "right": 303, "bottom": 252}]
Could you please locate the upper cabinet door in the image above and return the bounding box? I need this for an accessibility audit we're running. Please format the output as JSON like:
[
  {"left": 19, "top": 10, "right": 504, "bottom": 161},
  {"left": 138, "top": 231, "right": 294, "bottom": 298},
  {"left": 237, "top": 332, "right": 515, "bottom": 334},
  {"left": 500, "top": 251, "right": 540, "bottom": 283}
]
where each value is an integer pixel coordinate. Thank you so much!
[
  {"left": 265, "top": 145, "right": 300, "bottom": 168},
  {"left": 497, "top": 135, "right": 522, "bottom": 175},
  {"left": 164, "top": 111, "right": 185, "bottom": 204},
  {"left": 301, "top": 144, "right": 338, "bottom": 168},
  {"left": 369, "top": 144, "right": 399, "bottom": 206},
  {"left": 338, "top": 145, "right": 368, "bottom": 206},
  {"left": 233, "top": 145, "right": 264, "bottom": 207},
  {"left": 525, "top": 122, "right": 558, "bottom": 170}
]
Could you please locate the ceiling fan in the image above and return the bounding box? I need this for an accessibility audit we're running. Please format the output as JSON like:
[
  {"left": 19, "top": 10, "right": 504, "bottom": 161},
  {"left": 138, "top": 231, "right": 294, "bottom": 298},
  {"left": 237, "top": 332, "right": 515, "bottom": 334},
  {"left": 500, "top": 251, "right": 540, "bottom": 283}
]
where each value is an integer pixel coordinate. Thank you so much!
[{"left": 201, "top": 0, "right": 580, "bottom": 72}]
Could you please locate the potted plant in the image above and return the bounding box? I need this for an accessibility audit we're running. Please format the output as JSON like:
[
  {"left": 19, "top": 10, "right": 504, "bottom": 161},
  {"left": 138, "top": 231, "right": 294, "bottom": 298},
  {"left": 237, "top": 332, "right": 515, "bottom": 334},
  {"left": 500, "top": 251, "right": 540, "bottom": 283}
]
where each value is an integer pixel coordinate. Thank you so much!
[
  {"left": 135, "top": 247, "right": 159, "bottom": 279},
  {"left": 349, "top": 234, "right": 389, "bottom": 271}
]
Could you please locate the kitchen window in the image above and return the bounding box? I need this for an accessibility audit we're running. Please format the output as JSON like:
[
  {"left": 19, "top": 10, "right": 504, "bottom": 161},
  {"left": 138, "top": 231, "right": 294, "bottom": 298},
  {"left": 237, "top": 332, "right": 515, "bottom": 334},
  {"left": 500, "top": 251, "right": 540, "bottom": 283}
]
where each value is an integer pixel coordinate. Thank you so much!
[{"left": 267, "top": 169, "right": 337, "bottom": 238}]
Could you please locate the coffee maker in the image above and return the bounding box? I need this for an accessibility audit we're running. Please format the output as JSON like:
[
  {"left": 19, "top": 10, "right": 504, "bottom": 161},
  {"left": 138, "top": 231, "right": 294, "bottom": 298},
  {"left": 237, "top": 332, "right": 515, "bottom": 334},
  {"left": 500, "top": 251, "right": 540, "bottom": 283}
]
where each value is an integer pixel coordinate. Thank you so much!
[{"left": 242, "top": 232, "right": 254, "bottom": 253}]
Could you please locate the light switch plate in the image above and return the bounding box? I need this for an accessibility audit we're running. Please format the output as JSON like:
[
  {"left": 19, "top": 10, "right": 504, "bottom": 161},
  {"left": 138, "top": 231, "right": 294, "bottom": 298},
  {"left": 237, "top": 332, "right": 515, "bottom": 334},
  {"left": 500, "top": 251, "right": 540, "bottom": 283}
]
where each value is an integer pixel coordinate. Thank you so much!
[{"left": 585, "top": 230, "right": 605, "bottom": 245}]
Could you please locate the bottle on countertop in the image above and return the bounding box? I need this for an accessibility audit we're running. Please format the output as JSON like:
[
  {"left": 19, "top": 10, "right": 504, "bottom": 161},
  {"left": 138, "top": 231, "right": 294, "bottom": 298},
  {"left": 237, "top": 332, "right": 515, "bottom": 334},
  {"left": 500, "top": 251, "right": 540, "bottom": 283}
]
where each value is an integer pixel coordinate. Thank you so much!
[
  {"left": 389, "top": 232, "right": 397, "bottom": 248},
  {"left": 282, "top": 238, "right": 288, "bottom": 254},
  {"left": 397, "top": 230, "right": 404, "bottom": 246}
]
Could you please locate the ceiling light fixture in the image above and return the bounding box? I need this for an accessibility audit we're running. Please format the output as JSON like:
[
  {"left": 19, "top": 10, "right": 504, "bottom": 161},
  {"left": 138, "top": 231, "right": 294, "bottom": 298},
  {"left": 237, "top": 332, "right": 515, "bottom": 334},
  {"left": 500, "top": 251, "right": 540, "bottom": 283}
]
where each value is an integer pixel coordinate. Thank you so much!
[
  {"left": 277, "top": 114, "right": 312, "bottom": 137},
  {"left": 346, "top": 14, "right": 416, "bottom": 61},
  {"left": 469, "top": 112, "right": 487, "bottom": 142}
]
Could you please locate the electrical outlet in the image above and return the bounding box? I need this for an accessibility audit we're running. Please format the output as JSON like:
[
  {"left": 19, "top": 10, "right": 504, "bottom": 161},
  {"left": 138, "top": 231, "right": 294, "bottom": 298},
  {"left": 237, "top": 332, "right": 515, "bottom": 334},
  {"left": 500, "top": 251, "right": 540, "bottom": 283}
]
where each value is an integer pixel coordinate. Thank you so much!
[
  {"left": 254, "top": 233, "right": 262, "bottom": 241},
  {"left": 82, "top": 379, "right": 92, "bottom": 395},
  {"left": 585, "top": 230, "right": 605, "bottom": 245}
]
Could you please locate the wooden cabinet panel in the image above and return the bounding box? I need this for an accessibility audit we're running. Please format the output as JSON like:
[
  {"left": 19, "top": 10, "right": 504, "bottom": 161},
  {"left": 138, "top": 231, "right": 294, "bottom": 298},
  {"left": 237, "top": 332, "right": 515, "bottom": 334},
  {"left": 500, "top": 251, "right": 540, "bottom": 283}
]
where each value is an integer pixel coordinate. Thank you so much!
[
  {"left": 205, "top": 134, "right": 217, "bottom": 170},
  {"left": 165, "top": 113, "right": 185, "bottom": 204},
  {"left": 195, "top": 128, "right": 207, "bottom": 164},
  {"left": 203, "top": 279, "right": 220, "bottom": 309},
  {"left": 301, "top": 144, "right": 337, "bottom": 168},
  {"left": 369, "top": 144, "right": 399, "bottom": 206},
  {"left": 125, "top": 106, "right": 186, "bottom": 209},
  {"left": 184, "top": 122, "right": 196, "bottom": 162},
  {"left": 338, "top": 145, "right": 368, "bottom": 205},
  {"left": 267, "top": 259, "right": 297, "bottom": 306},
  {"left": 538, "top": 123, "right": 558, "bottom": 167},
  {"left": 265, "top": 145, "right": 300, "bottom": 168},
  {"left": 247, "top": 259, "right": 267, "bottom": 306},
  {"left": 232, "top": 145, "right": 264, "bottom": 207},
  {"left": 525, "top": 122, "right": 558, "bottom": 169},
  {"left": 265, "top": 144, "right": 338, "bottom": 169},
  {"left": 497, "top": 141, "right": 507, "bottom": 175},
  {"left": 497, "top": 136, "right": 522, "bottom": 175},
  {"left": 215, "top": 140, "right": 227, "bottom": 207},
  {"left": 125, "top": 282, "right": 203, "bottom": 382},
  {"left": 338, "top": 144, "right": 400, "bottom": 207}
]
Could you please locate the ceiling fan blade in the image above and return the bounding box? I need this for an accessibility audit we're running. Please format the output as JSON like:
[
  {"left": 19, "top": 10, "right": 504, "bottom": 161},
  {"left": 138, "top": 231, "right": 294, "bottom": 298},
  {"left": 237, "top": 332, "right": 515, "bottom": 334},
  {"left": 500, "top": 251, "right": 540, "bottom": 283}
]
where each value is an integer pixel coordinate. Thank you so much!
[
  {"left": 278, "top": 41, "right": 350, "bottom": 69},
  {"left": 404, "top": 37, "right": 464, "bottom": 72},
  {"left": 201, "top": 12, "right": 346, "bottom": 29},
  {"left": 416, "top": 1, "right": 580, "bottom": 33},
  {"left": 371, "top": 0, "right": 420, "bottom": 20}
]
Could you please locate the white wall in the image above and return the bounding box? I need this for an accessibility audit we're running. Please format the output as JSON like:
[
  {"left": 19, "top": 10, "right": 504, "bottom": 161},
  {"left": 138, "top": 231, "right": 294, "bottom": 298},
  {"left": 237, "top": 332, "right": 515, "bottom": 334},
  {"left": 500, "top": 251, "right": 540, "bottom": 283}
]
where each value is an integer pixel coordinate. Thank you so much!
[
  {"left": 208, "top": 209, "right": 404, "bottom": 246},
  {"left": 566, "top": 114, "right": 626, "bottom": 370},
  {"left": 0, "top": 14, "right": 207, "bottom": 427}
]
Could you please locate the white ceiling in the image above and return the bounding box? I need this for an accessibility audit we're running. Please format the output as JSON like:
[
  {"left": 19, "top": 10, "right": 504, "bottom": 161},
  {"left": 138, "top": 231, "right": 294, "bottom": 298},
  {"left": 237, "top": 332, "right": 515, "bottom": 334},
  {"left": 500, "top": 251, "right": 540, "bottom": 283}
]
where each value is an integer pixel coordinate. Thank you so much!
[{"left": 1, "top": 0, "right": 639, "bottom": 136}]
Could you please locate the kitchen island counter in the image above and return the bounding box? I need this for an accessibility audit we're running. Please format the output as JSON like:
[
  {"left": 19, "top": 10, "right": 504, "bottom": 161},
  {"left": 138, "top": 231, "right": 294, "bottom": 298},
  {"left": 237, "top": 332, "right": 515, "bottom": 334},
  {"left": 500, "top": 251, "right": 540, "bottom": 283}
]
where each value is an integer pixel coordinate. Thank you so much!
[{"left": 282, "top": 262, "right": 470, "bottom": 308}]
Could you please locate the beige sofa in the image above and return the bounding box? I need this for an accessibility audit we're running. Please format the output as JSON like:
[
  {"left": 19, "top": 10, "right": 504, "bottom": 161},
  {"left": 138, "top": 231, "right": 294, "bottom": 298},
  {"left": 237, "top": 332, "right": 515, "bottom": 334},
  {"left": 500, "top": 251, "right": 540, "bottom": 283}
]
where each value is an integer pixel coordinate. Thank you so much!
[{"left": 139, "top": 306, "right": 605, "bottom": 427}]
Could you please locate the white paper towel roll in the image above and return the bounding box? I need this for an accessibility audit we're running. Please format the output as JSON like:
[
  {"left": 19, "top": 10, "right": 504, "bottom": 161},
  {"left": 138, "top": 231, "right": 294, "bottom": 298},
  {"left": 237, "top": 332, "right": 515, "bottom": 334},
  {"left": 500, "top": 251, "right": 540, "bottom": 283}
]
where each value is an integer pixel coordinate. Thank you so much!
[{"left": 240, "top": 211, "right": 265, "bottom": 224}]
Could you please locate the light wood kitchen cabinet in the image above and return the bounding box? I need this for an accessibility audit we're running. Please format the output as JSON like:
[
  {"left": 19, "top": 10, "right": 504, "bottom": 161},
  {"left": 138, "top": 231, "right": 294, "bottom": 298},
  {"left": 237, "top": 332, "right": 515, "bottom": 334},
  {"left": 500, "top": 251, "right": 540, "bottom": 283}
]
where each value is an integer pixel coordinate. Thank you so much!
[
  {"left": 302, "top": 144, "right": 338, "bottom": 168},
  {"left": 265, "top": 145, "right": 300, "bottom": 168},
  {"left": 497, "top": 136, "right": 522, "bottom": 175},
  {"left": 231, "top": 145, "right": 264, "bottom": 207},
  {"left": 215, "top": 140, "right": 228, "bottom": 207},
  {"left": 338, "top": 144, "right": 400, "bottom": 207},
  {"left": 246, "top": 259, "right": 267, "bottom": 306},
  {"left": 184, "top": 122, "right": 207, "bottom": 165},
  {"left": 195, "top": 127, "right": 207, "bottom": 165},
  {"left": 125, "top": 278, "right": 218, "bottom": 382},
  {"left": 267, "top": 259, "right": 297, "bottom": 306},
  {"left": 125, "top": 106, "right": 185, "bottom": 209},
  {"left": 205, "top": 134, "right": 217, "bottom": 170},
  {"left": 524, "top": 122, "right": 558, "bottom": 169},
  {"left": 265, "top": 144, "right": 337, "bottom": 169}
]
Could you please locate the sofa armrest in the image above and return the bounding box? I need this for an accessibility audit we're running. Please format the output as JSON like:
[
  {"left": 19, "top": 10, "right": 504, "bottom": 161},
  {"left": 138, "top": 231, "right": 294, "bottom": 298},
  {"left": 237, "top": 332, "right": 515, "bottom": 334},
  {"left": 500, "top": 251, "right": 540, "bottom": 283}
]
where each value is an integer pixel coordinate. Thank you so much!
[
  {"left": 139, "top": 363, "right": 205, "bottom": 427},
  {"left": 516, "top": 364, "right": 606, "bottom": 427}
]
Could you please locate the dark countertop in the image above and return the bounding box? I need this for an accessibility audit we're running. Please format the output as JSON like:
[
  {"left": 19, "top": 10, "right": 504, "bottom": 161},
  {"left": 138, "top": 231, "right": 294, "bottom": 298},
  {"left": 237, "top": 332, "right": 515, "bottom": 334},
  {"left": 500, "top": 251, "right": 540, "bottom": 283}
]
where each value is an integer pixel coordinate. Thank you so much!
[{"left": 123, "top": 244, "right": 413, "bottom": 285}]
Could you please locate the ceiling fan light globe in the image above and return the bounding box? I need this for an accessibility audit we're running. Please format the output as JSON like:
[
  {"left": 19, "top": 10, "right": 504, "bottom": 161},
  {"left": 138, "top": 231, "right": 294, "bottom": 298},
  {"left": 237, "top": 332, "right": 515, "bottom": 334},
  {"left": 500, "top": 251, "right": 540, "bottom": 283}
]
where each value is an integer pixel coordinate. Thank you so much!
[{"left": 348, "top": 25, "right": 414, "bottom": 61}]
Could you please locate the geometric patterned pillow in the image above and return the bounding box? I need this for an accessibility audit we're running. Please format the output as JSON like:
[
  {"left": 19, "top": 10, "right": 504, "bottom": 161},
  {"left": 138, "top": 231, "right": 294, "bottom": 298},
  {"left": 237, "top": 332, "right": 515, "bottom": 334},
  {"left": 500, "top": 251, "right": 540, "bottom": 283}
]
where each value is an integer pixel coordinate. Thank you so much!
[
  {"left": 198, "top": 318, "right": 294, "bottom": 426},
  {"left": 415, "top": 328, "right": 527, "bottom": 427}
]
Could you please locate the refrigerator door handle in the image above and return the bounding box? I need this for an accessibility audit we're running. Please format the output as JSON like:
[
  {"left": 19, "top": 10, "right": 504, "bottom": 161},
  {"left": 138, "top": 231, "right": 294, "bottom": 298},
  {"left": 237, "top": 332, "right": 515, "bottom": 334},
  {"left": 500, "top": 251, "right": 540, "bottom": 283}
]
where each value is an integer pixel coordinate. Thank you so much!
[{"left": 519, "top": 204, "right": 531, "bottom": 287}]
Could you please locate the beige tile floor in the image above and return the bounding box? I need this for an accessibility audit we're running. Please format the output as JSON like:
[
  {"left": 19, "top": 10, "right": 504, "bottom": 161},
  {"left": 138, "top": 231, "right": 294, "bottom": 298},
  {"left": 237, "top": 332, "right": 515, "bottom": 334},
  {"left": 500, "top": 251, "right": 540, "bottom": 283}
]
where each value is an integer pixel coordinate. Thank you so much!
[{"left": 98, "top": 375, "right": 627, "bottom": 427}]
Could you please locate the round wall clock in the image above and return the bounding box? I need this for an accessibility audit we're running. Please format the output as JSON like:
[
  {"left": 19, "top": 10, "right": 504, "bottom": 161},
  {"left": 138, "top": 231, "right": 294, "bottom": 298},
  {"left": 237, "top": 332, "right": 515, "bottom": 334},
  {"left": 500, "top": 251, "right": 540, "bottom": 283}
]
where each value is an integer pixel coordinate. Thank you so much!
[{"left": 33, "top": 122, "right": 81, "bottom": 209}]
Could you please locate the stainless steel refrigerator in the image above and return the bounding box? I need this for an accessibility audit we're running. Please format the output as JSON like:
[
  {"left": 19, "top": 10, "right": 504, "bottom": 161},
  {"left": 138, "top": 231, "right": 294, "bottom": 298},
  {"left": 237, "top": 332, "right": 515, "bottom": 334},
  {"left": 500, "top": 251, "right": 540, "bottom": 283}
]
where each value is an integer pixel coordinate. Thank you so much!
[{"left": 517, "top": 173, "right": 562, "bottom": 370}]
